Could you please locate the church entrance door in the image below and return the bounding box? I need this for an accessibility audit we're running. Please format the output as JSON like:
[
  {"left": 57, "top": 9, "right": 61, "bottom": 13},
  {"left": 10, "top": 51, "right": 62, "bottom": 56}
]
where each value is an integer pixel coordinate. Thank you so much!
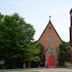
[{"left": 48, "top": 55, "right": 56, "bottom": 67}]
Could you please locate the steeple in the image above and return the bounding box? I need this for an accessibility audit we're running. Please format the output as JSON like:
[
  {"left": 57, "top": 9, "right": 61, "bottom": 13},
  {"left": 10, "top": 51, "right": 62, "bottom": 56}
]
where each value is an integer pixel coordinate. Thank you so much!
[
  {"left": 70, "top": 8, "right": 72, "bottom": 14},
  {"left": 70, "top": 8, "right": 72, "bottom": 26},
  {"left": 70, "top": 8, "right": 72, "bottom": 44}
]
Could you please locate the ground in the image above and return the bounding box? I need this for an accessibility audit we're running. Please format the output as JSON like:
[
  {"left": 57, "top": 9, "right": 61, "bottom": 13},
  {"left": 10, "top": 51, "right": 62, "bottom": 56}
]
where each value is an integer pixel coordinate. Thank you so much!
[{"left": 0, "top": 68, "right": 72, "bottom": 72}]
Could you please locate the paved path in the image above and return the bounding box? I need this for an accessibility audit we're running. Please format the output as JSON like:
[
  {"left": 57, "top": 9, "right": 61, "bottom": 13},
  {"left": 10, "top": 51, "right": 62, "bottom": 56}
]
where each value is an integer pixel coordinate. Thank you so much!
[
  {"left": 0, "top": 68, "right": 72, "bottom": 72},
  {"left": 37, "top": 68, "right": 72, "bottom": 72}
]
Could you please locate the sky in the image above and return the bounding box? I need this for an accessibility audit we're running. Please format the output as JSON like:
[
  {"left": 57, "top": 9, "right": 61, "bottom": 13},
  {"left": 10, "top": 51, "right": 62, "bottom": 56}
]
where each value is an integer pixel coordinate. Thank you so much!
[{"left": 0, "top": 0, "right": 72, "bottom": 42}]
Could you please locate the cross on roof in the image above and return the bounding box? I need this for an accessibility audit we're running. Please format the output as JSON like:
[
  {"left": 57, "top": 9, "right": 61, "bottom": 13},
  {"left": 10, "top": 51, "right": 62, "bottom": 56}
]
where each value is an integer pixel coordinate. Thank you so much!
[{"left": 49, "top": 16, "right": 51, "bottom": 21}]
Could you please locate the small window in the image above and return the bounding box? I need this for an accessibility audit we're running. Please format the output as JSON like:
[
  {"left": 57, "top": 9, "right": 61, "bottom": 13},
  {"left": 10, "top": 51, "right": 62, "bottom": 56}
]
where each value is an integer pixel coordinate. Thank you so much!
[
  {"left": 48, "top": 35, "right": 52, "bottom": 42},
  {"left": 49, "top": 27, "right": 51, "bottom": 29}
]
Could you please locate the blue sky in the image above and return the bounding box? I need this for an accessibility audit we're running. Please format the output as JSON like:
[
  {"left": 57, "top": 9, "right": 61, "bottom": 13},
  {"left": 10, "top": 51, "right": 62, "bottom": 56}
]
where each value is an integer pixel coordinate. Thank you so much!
[{"left": 0, "top": 0, "right": 72, "bottom": 42}]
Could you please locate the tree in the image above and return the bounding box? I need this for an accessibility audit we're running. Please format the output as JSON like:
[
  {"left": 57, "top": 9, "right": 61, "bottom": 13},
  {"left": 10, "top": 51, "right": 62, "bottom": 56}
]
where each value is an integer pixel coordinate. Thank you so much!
[
  {"left": 0, "top": 13, "right": 35, "bottom": 68},
  {"left": 58, "top": 42, "right": 71, "bottom": 66},
  {"left": 36, "top": 42, "right": 45, "bottom": 67},
  {"left": 24, "top": 42, "right": 44, "bottom": 68}
]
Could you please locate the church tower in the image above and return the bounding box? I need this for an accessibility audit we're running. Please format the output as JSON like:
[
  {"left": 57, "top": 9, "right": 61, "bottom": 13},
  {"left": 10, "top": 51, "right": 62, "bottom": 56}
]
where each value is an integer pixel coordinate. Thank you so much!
[{"left": 70, "top": 8, "right": 72, "bottom": 45}]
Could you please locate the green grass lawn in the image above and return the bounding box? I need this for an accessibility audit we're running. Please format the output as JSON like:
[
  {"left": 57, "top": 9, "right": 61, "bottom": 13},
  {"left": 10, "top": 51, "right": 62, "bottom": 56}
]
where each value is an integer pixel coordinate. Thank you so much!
[
  {"left": 23, "top": 69, "right": 40, "bottom": 72},
  {"left": 0, "top": 69, "right": 40, "bottom": 72},
  {"left": 0, "top": 68, "right": 72, "bottom": 72},
  {"left": 29, "top": 71, "right": 40, "bottom": 72},
  {"left": 24, "top": 71, "right": 39, "bottom": 72}
]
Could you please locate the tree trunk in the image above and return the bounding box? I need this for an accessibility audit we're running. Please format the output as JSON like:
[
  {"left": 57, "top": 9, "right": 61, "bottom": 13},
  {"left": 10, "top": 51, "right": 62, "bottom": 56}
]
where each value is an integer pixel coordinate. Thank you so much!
[
  {"left": 13, "top": 62, "right": 15, "bottom": 69},
  {"left": 23, "top": 63, "right": 26, "bottom": 68},
  {"left": 28, "top": 62, "right": 31, "bottom": 68}
]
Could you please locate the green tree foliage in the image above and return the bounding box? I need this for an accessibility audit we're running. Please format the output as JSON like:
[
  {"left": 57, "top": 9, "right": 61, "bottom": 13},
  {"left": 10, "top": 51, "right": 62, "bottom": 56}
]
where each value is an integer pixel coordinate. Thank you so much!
[
  {"left": 36, "top": 42, "right": 45, "bottom": 67},
  {"left": 24, "top": 42, "right": 44, "bottom": 68},
  {"left": 58, "top": 42, "right": 71, "bottom": 66},
  {"left": 0, "top": 13, "right": 35, "bottom": 68}
]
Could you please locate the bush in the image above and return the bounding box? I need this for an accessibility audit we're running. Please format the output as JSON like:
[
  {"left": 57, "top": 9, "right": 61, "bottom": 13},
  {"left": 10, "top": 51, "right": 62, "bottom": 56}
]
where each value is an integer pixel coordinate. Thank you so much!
[{"left": 65, "top": 62, "right": 72, "bottom": 68}]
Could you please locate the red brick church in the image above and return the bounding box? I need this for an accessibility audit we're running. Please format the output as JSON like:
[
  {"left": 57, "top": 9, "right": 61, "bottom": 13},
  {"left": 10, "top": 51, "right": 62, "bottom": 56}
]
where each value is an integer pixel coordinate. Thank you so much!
[{"left": 39, "top": 9, "right": 72, "bottom": 68}]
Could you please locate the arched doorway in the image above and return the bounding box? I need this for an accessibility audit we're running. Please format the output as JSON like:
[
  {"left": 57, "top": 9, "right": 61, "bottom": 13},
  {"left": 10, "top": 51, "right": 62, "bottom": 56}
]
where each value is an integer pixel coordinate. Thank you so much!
[{"left": 48, "top": 55, "right": 56, "bottom": 68}]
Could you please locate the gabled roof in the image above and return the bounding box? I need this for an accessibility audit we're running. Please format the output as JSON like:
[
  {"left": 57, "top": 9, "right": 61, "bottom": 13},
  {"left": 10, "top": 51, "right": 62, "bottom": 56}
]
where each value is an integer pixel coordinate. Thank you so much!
[{"left": 39, "top": 20, "right": 62, "bottom": 41}]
